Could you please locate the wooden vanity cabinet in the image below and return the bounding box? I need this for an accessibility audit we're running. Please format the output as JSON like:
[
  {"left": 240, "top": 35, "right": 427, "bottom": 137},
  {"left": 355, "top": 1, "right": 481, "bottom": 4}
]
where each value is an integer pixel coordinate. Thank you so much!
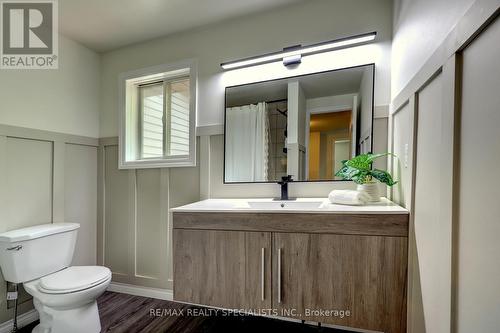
[
  {"left": 173, "top": 229, "right": 272, "bottom": 310},
  {"left": 273, "top": 232, "right": 407, "bottom": 333},
  {"left": 173, "top": 212, "right": 408, "bottom": 333}
]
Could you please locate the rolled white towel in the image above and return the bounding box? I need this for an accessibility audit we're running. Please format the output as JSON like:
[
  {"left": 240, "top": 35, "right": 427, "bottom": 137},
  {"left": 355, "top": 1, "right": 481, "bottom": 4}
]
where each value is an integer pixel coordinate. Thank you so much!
[{"left": 328, "top": 190, "right": 370, "bottom": 206}]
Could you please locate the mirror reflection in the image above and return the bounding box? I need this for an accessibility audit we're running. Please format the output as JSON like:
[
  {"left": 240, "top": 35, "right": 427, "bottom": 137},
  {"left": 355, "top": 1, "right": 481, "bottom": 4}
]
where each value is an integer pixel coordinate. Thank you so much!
[{"left": 224, "top": 64, "right": 374, "bottom": 183}]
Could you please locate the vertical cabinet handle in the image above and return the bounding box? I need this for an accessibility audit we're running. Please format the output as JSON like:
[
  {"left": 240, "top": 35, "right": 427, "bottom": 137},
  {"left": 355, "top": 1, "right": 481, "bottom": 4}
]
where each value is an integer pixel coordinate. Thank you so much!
[
  {"left": 278, "top": 248, "right": 282, "bottom": 303},
  {"left": 261, "top": 247, "right": 265, "bottom": 301}
]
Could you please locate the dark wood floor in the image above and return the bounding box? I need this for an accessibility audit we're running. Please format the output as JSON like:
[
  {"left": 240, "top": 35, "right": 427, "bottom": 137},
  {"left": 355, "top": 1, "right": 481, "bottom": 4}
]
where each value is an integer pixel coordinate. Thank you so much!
[{"left": 19, "top": 291, "right": 351, "bottom": 333}]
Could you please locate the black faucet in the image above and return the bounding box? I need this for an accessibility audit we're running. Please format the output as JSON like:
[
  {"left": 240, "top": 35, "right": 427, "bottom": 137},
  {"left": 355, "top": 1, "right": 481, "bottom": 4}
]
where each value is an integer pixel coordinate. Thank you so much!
[{"left": 277, "top": 175, "right": 293, "bottom": 200}]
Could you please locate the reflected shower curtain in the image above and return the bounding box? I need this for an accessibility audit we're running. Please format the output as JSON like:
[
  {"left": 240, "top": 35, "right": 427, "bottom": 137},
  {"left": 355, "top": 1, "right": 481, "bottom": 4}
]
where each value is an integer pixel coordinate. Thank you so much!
[{"left": 225, "top": 102, "right": 269, "bottom": 182}]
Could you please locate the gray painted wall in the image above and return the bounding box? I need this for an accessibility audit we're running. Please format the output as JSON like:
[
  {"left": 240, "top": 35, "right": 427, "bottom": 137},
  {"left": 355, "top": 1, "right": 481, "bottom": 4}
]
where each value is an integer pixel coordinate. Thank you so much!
[
  {"left": 0, "top": 36, "right": 100, "bottom": 137},
  {"left": 99, "top": 0, "right": 393, "bottom": 137},
  {"left": 392, "top": 0, "right": 475, "bottom": 97}
]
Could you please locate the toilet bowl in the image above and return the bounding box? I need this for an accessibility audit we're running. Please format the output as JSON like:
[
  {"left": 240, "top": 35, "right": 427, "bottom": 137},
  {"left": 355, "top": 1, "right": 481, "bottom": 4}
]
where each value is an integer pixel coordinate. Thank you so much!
[
  {"left": 24, "top": 266, "right": 112, "bottom": 333},
  {"left": 0, "top": 223, "right": 112, "bottom": 333}
]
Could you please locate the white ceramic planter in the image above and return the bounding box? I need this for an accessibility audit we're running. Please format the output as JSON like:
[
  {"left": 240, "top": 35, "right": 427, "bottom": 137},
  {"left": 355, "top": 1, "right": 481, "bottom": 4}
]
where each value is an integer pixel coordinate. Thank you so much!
[{"left": 357, "top": 181, "right": 380, "bottom": 202}]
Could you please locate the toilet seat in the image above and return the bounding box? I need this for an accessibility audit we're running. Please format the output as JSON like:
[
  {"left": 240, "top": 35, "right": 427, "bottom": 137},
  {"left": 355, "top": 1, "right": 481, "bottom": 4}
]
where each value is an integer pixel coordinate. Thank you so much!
[{"left": 38, "top": 266, "right": 111, "bottom": 294}]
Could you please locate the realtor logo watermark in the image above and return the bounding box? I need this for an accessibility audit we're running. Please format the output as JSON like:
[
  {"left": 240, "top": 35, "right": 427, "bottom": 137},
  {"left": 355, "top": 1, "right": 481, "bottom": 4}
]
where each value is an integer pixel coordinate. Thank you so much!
[{"left": 0, "top": 0, "right": 58, "bottom": 69}]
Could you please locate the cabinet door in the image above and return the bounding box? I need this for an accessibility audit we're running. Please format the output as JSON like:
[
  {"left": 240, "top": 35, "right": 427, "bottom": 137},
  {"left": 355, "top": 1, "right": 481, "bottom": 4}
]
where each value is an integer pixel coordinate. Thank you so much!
[
  {"left": 174, "top": 229, "right": 272, "bottom": 310},
  {"left": 273, "top": 233, "right": 407, "bottom": 333}
]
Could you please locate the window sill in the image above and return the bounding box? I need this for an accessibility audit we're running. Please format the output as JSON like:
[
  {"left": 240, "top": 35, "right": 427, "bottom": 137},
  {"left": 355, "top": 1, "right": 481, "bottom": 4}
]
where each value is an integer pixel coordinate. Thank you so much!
[{"left": 118, "top": 156, "right": 196, "bottom": 169}]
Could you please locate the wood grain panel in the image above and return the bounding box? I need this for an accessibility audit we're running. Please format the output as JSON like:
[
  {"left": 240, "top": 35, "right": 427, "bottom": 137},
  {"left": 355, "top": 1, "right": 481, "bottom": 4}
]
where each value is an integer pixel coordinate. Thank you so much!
[
  {"left": 14, "top": 291, "right": 349, "bottom": 333},
  {"left": 173, "top": 229, "right": 272, "bottom": 310},
  {"left": 273, "top": 233, "right": 407, "bottom": 333},
  {"left": 173, "top": 212, "right": 409, "bottom": 237},
  {"left": 168, "top": 150, "right": 201, "bottom": 285}
]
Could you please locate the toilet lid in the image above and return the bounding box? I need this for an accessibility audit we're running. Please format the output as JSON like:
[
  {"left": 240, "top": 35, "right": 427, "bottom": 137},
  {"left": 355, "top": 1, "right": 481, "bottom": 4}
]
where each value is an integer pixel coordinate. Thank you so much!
[{"left": 39, "top": 266, "right": 111, "bottom": 294}]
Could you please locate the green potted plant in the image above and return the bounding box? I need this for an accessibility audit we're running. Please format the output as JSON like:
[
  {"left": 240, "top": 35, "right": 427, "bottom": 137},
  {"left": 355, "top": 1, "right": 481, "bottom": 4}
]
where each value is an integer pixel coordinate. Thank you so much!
[{"left": 335, "top": 153, "right": 398, "bottom": 202}]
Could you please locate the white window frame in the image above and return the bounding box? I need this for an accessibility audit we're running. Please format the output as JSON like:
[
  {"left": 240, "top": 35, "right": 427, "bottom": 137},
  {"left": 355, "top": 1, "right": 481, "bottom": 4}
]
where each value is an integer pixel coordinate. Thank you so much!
[{"left": 118, "top": 59, "right": 197, "bottom": 169}]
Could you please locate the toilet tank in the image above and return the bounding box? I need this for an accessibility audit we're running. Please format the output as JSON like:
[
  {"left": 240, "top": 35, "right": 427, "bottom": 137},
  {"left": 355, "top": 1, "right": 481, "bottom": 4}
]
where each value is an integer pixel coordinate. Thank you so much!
[{"left": 0, "top": 223, "right": 79, "bottom": 283}]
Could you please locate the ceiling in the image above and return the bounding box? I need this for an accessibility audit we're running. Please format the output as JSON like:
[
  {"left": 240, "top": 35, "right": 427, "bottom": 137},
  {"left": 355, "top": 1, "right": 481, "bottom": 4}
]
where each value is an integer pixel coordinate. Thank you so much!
[
  {"left": 226, "top": 66, "right": 370, "bottom": 107},
  {"left": 59, "top": 0, "right": 306, "bottom": 52}
]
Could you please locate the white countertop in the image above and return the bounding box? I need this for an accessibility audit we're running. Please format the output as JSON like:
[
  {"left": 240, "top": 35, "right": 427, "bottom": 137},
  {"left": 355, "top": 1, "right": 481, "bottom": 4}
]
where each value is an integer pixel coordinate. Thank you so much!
[{"left": 171, "top": 197, "right": 409, "bottom": 214}]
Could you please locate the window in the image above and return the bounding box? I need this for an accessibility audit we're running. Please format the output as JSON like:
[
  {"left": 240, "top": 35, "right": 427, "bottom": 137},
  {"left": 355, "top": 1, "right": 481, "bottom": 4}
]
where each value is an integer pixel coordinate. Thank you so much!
[
  {"left": 139, "top": 78, "right": 190, "bottom": 158},
  {"left": 119, "top": 61, "right": 196, "bottom": 169}
]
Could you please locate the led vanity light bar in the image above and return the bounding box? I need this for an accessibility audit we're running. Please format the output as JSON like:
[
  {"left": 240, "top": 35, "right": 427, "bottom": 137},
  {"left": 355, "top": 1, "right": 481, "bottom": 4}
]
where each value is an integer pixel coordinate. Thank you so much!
[{"left": 221, "top": 31, "right": 377, "bottom": 70}]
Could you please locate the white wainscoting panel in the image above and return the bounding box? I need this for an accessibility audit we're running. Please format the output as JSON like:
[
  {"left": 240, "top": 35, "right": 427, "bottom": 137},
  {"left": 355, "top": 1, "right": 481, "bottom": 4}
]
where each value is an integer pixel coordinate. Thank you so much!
[
  {"left": 413, "top": 72, "right": 452, "bottom": 333},
  {"left": 5, "top": 138, "right": 53, "bottom": 229},
  {"left": 65, "top": 143, "right": 98, "bottom": 265},
  {"left": 136, "top": 168, "right": 165, "bottom": 282},
  {"left": 388, "top": 2, "right": 500, "bottom": 332},
  {"left": 0, "top": 125, "right": 98, "bottom": 325},
  {"left": 99, "top": 139, "right": 199, "bottom": 290},
  {"left": 103, "top": 145, "right": 130, "bottom": 278},
  {"left": 457, "top": 16, "right": 500, "bottom": 332}
]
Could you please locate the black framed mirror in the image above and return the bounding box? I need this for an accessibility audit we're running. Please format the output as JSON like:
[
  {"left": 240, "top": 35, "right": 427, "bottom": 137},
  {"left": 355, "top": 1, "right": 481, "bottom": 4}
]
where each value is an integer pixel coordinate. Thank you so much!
[{"left": 224, "top": 64, "right": 375, "bottom": 183}]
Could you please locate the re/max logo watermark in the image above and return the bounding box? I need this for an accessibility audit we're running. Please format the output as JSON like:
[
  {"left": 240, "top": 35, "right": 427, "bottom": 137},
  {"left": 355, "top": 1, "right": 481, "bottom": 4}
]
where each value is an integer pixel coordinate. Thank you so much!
[{"left": 0, "top": 0, "right": 58, "bottom": 69}]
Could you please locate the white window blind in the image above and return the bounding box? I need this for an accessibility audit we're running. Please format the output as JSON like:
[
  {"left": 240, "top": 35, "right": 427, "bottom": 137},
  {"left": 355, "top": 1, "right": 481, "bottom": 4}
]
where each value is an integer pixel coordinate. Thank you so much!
[
  {"left": 168, "top": 78, "right": 190, "bottom": 156},
  {"left": 140, "top": 83, "right": 164, "bottom": 158},
  {"left": 139, "top": 77, "right": 190, "bottom": 159}
]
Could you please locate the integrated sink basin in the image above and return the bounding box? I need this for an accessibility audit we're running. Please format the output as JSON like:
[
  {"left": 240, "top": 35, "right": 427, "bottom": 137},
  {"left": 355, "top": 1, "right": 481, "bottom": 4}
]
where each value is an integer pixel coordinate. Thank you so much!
[
  {"left": 247, "top": 200, "right": 324, "bottom": 210},
  {"left": 171, "top": 198, "right": 409, "bottom": 214}
]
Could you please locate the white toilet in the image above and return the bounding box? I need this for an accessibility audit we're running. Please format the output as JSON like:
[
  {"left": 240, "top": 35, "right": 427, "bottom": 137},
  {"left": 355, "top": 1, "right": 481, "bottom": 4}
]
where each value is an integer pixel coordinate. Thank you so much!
[{"left": 0, "top": 223, "right": 111, "bottom": 333}]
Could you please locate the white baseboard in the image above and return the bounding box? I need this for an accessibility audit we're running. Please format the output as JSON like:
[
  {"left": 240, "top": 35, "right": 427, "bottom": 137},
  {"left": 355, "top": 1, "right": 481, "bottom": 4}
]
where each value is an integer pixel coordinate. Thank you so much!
[
  {"left": 107, "top": 282, "right": 173, "bottom": 301},
  {"left": 0, "top": 309, "right": 38, "bottom": 333}
]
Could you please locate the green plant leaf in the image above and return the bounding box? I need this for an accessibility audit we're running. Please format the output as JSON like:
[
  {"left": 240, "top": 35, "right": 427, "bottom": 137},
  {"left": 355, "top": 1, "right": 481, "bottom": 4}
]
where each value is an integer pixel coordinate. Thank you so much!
[
  {"left": 367, "top": 152, "right": 392, "bottom": 163},
  {"left": 345, "top": 154, "right": 372, "bottom": 171},
  {"left": 334, "top": 152, "right": 398, "bottom": 185},
  {"left": 335, "top": 164, "right": 370, "bottom": 184},
  {"left": 369, "top": 169, "right": 398, "bottom": 186}
]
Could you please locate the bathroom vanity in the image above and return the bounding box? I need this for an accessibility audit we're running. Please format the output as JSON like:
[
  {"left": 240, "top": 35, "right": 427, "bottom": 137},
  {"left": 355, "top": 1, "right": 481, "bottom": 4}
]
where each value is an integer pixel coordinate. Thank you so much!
[{"left": 172, "top": 198, "right": 409, "bottom": 333}]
